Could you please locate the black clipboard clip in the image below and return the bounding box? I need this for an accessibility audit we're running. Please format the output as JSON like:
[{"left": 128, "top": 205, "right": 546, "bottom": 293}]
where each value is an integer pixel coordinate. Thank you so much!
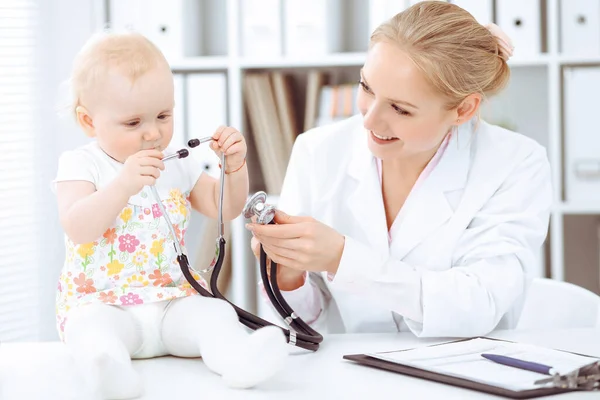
[{"left": 534, "top": 361, "right": 600, "bottom": 390}]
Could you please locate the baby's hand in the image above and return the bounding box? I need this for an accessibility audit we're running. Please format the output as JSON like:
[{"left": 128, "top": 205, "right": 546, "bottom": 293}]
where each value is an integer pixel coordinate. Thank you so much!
[
  {"left": 210, "top": 126, "right": 247, "bottom": 173},
  {"left": 116, "top": 149, "right": 165, "bottom": 196}
]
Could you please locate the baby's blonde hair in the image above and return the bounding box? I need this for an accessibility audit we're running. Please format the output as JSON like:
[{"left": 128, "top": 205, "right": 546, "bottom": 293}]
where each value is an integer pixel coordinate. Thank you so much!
[
  {"left": 371, "top": 1, "right": 510, "bottom": 110},
  {"left": 67, "top": 30, "right": 169, "bottom": 118}
]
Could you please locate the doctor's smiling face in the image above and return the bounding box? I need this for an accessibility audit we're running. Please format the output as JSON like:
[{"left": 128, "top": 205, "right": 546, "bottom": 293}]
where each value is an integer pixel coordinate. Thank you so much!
[
  {"left": 357, "top": 41, "right": 464, "bottom": 161},
  {"left": 361, "top": 1, "right": 511, "bottom": 163}
]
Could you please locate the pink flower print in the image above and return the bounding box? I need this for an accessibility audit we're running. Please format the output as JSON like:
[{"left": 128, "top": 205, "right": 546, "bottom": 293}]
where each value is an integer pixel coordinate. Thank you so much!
[
  {"left": 152, "top": 203, "right": 163, "bottom": 218},
  {"left": 181, "top": 229, "right": 186, "bottom": 246},
  {"left": 144, "top": 208, "right": 151, "bottom": 215},
  {"left": 118, "top": 234, "right": 139, "bottom": 253},
  {"left": 120, "top": 293, "right": 143, "bottom": 305},
  {"left": 138, "top": 214, "right": 143, "bottom": 220}
]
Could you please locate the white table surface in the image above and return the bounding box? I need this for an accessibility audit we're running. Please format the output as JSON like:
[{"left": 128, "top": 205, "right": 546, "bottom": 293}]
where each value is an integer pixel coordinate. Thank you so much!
[{"left": 1, "top": 328, "right": 599, "bottom": 400}]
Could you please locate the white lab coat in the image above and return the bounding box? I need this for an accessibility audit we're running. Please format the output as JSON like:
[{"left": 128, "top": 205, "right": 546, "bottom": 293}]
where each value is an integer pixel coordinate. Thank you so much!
[{"left": 276, "top": 114, "right": 552, "bottom": 338}]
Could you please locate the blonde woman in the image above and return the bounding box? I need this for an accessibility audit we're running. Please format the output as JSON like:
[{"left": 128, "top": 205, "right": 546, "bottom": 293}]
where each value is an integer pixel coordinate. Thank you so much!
[{"left": 248, "top": 2, "right": 552, "bottom": 337}]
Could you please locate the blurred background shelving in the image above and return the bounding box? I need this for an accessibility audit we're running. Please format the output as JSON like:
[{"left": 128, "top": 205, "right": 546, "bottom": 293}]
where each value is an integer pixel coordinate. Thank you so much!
[{"left": 9, "top": 0, "right": 600, "bottom": 340}]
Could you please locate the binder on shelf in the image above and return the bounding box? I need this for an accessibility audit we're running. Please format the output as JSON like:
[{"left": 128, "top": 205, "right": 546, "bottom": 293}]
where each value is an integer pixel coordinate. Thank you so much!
[
  {"left": 271, "top": 71, "right": 299, "bottom": 155},
  {"left": 368, "top": 0, "right": 409, "bottom": 35},
  {"left": 239, "top": 0, "right": 282, "bottom": 57},
  {"left": 172, "top": 73, "right": 186, "bottom": 150},
  {"left": 449, "top": 0, "right": 493, "bottom": 25},
  {"left": 186, "top": 73, "right": 228, "bottom": 179},
  {"left": 344, "top": 337, "right": 600, "bottom": 398},
  {"left": 108, "top": 0, "right": 203, "bottom": 61},
  {"left": 108, "top": 0, "right": 144, "bottom": 32},
  {"left": 495, "top": 0, "right": 541, "bottom": 58},
  {"left": 282, "top": 0, "right": 343, "bottom": 56},
  {"left": 304, "top": 70, "right": 328, "bottom": 131},
  {"left": 560, "top": 0, "right": 600, "bottom": 55},
  {"left": 563, "top": 67, "right": 600, "bottom": 202}
]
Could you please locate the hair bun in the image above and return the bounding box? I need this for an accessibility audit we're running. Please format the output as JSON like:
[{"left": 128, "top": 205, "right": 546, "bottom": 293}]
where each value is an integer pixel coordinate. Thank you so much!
[{"left": 485, "top": 23, "right": 514, "bottom": 61}]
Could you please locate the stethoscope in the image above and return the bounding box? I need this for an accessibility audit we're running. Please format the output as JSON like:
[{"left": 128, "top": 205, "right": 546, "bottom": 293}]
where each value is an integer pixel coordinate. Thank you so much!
[{"left": 151, "top": 137, "right": 323, "bottom": 351}]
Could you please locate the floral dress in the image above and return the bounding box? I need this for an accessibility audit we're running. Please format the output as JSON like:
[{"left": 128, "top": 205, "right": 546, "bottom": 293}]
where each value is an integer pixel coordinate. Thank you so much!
[{"left": 54, "top": 142, "right": 207, "bottom": 341}]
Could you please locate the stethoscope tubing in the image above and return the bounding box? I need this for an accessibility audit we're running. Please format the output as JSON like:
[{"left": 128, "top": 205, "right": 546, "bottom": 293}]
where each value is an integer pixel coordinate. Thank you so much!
[{"left": 156, "top": 139, "right": 323, "bottom": 351}]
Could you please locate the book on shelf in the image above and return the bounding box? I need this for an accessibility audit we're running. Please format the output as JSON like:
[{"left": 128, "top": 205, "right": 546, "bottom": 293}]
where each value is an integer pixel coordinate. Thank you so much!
[
  {"left": 243, "top": 69, "right": 363, "bottom": 194},
  {"left": 304, "top": 70, "right": 328, "bottom": 131},
  {"left": 243, "top": 72, "right": 300, "bottom": 194},
  {"left": 315, "top": 82, "right": 360, "bottom": 127}
]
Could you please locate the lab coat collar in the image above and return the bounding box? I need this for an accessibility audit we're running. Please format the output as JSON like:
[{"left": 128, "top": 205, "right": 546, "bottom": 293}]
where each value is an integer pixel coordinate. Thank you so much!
[
  {"left": 347, "top": 127, "right": 390, "bottom": 257},
  {"left": 346, "top": 121, "right": 473, "bottom": 260}
]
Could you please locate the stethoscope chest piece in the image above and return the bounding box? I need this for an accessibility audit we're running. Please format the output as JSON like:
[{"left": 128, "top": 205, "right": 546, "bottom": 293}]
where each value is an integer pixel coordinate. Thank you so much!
[{"left": 243, "top": 191, "right": 276, "bottom": 225}]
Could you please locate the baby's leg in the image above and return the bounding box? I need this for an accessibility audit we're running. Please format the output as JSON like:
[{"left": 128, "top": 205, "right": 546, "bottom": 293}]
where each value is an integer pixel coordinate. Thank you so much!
[
  {"left": 161, "top": 295, "right": 288, "bottom": 389},
  {"left": 64, "top": 303, "right": 143, "bottom": 399}
]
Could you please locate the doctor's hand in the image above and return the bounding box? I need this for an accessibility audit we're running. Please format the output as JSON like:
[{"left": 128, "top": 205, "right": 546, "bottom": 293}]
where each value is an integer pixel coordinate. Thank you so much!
[
  {"left": 250, "top": 236, "right": 307, "bottom": 291},
  {"left": 210, "top": 126, "right": 247, "bottom": 173},
  {"left": 246, "top": 210, "right": 345, "bottom": 275}
]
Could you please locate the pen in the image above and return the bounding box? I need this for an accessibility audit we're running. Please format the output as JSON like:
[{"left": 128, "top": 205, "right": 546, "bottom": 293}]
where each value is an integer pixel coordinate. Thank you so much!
[{"left": 481, "top": 353, "right": 557, "bottom": 376}]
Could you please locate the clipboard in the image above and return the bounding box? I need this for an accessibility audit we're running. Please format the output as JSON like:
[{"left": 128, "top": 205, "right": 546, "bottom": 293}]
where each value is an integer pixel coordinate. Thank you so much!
[{"left": 343, "top": 337, "right": 600, "bottom": 399}]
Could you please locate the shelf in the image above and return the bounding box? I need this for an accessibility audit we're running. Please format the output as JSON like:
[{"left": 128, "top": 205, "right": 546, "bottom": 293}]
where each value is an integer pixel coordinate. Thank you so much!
[
  {"left": 559, "top": 55, "right": 600, "bottom": 66},
  {"left": 169, "top": 56, "right": 229, "bottom": 72},
  {"left": 507, "top": 56, "right": 551, "bottom": 67},
  {"left": 239, "top": 52, "right": 367, "bottom": 69},
  {"left": 560, "top": 203, "right": 600, "bottom": 215},
  {"left": 167, "top": 53, "right": 552, "bottom": 71},
  {"left": 242, "top": 53, "right": 552, "bottom": 69}
]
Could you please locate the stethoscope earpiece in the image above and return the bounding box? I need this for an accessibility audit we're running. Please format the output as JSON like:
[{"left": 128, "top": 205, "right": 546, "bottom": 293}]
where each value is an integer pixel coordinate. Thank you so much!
[
  {"left": 188, "top": 136, "right": 215, "bottom": 148},
  {"left": 243, "top": 191, "right": 276, "bottom": 225}
]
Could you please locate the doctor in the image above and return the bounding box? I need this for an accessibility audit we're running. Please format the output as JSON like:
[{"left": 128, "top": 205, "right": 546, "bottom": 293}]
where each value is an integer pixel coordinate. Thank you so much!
[{"left": 246, "top": 2, "right": 552, "bottom": 337}]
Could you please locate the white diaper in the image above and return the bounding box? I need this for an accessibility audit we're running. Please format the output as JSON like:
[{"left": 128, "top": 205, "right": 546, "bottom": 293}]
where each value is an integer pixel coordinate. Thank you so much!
[{"left": 119, "top": 299, "right": 174, "bottom": 359}]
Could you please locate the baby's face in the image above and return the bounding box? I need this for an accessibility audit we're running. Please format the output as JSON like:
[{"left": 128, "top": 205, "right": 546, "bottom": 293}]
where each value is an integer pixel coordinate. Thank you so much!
[{"left": 89, "top": 64, "right": 175, "bottom": 163}]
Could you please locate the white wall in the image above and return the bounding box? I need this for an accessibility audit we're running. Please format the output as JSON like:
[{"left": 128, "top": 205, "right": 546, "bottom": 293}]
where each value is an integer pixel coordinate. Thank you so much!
[{"left": 35, "top": 0, "right": 99, "bottom": 340}]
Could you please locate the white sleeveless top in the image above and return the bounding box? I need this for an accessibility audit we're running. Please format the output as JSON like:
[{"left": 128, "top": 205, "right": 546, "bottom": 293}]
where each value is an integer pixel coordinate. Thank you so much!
[{"left": 53, "top": 141, "right": 208, "bottom": 340}]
